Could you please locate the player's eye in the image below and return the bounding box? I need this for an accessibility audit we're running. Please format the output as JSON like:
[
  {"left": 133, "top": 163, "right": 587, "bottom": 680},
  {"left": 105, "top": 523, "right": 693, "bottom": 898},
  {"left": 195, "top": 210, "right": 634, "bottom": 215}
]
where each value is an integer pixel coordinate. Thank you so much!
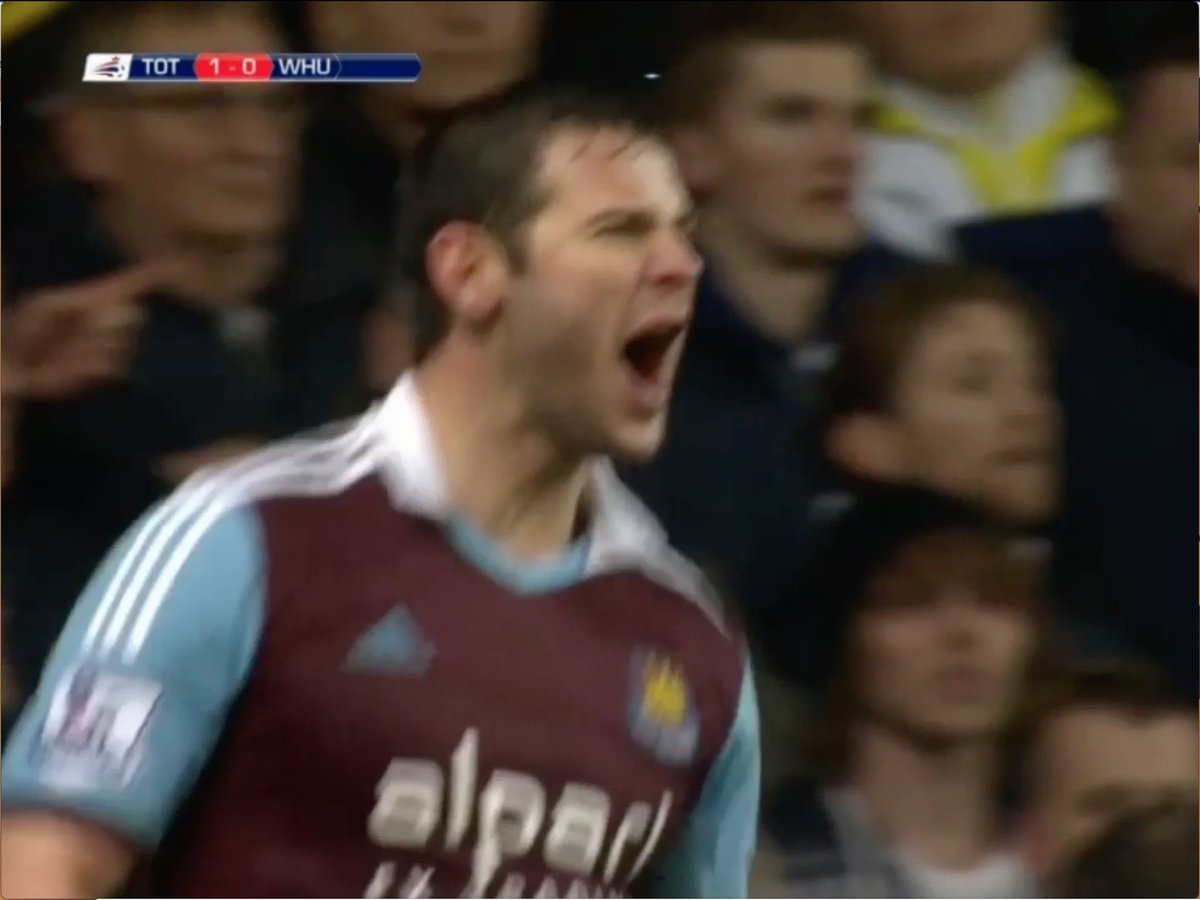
[{"left": 594, "top": 214, "right": 654, "bottom": 239}]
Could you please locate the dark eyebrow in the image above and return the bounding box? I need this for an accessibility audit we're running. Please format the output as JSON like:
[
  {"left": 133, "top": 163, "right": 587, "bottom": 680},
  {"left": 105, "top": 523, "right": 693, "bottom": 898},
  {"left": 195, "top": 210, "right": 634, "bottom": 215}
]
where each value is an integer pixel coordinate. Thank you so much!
[
  {"left": 584, "top": 206, "right": 698, "bottom": 233},
  {"left": 584, "top": 208, "right": 650, "bottom": 229}
]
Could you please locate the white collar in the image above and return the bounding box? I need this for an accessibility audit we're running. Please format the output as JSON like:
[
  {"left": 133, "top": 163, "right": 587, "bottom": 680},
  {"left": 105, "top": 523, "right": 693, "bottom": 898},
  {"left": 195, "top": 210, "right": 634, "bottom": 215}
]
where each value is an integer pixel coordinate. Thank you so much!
[
  {"left": 880, "top": 44, "right": 1072, "bottom": 144},
  {"left": 368, "top": 372, "right": 685, "bottom": 582}
]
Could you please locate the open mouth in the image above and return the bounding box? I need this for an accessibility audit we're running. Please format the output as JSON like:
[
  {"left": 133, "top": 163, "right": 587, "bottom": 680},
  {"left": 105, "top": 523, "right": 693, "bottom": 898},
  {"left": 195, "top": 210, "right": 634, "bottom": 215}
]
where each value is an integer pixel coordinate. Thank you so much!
[{"left": 622, "top": 321, "right": 686, "bottom": 382}]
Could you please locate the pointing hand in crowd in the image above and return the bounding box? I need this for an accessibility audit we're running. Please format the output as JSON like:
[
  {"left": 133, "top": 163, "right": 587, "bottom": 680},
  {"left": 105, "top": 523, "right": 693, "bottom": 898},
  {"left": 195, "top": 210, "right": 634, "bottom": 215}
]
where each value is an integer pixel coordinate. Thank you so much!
[{"left": 4, "top": 261, "right": 179, "bottom": 400}]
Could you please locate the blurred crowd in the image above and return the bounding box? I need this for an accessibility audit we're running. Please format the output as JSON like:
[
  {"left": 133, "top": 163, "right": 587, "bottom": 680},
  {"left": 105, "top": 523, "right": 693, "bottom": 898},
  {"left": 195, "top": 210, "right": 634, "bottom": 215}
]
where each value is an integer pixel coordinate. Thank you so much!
[{"left": 2, "top": 1, "right": 1196, "bottom": 897}]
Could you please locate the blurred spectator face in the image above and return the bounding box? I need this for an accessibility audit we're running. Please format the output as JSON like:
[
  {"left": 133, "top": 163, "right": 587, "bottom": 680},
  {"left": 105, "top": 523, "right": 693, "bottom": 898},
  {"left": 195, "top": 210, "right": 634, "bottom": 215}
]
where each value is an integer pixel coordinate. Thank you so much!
[
  {"left": 676, "top": 40, "right": 868, "bottom": 259},
  {"left": 310, "top": 2, "right": 542, "bottom": 112},
  {"left": 839, "top": 299, "right": 1060, "bottom": 524},
  {"left": 495, "top": 127, "right": 700, "bottom": 462},
  {"left": 849, "top": 1, "right": 1049, "bottom": 94},
  {"left": 54, "top": 6, "right": 302, "bottom": 245},
  {"left": 1112, "top": 63, "right": 1198, "bottom": 293},
  {"left": 1025, "top": 707, "right": 1198, "bottom": 874},
  {"left": 852, "top": 530, "right": 1036, "bottom": 740}
]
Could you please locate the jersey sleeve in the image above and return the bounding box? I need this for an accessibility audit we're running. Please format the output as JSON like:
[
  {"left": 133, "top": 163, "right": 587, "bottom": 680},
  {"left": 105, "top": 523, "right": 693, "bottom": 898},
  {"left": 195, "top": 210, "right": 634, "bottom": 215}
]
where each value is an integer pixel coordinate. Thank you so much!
[
  {"left": 649, "top": 660, "right": 761, "bottom": 898},
  {"left": 1, "top": 499, "right": 264, "bottom": 848}
]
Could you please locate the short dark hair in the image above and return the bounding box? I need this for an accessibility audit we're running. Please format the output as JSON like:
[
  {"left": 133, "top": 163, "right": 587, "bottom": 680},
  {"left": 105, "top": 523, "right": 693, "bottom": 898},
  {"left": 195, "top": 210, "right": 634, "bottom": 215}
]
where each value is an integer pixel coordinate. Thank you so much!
[
  {"left": 1057, "top": 797, "right": 1199, "bottom": 898},
  {"left": 657, "top": 2, "right": 857, "bottom": 127},
  {"left": 822, "top": 265, "right": 1055, "bottom": 438},
  {"left": 396, "top": 85, "right": 655, "bottom": 360}
]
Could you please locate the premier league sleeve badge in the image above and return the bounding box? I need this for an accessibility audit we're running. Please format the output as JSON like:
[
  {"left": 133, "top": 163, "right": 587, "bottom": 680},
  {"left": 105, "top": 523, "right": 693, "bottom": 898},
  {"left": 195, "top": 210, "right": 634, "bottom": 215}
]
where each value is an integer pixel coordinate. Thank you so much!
[{"left": 35, "top": 662, "right": 163, "bottom": 790}]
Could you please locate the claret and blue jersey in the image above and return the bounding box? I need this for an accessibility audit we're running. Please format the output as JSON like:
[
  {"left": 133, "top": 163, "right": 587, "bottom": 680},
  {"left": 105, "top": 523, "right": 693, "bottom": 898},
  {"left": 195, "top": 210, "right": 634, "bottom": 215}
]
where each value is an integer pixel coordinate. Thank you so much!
[{"left": 4, "top": 373, "right": 760, "bottom": 899}]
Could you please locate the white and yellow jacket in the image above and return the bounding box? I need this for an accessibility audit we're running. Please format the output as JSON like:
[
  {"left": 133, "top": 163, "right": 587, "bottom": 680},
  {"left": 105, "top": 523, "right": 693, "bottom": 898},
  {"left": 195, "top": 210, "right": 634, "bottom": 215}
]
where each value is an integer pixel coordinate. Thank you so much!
[{"left": 859, "top": 46, "right": 1119, "bottom": 260}]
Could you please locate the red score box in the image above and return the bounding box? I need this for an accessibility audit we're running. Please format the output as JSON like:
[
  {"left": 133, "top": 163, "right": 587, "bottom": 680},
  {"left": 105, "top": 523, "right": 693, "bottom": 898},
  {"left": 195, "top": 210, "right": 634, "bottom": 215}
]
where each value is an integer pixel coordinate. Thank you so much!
[{"left": 195, "top": 53, "right": 275, "bottom": 82}]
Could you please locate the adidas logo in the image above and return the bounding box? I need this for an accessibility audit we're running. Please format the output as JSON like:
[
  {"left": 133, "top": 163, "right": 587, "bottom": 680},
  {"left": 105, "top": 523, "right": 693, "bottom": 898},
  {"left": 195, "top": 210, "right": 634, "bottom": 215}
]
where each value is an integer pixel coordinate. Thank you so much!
[{"left": 346, "top": 606, "right": 435, "bottom": 675}]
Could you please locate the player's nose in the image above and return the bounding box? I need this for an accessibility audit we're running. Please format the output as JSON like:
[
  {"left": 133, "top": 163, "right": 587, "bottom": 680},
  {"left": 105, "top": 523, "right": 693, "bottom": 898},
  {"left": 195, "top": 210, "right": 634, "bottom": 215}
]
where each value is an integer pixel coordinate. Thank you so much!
[{"left": 645, "top": 229, "right": 703, "bottom": 293}]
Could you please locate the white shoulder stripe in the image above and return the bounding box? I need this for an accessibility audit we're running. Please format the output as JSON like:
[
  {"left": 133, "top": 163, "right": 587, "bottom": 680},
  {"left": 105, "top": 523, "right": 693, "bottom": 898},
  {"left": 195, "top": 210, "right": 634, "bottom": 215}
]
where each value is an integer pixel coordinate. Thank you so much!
[
  {"left": 124, "top": 443, "right": 380, "bottom": 662},
  {"left": 83, "top": 424, "right": 361, "bottom": 656},
  {"left": 81, "top": 417, "right": 381, "bottom": 663},
  {"left": 101, "top": 434, "right": 355, "bottom": 656}
]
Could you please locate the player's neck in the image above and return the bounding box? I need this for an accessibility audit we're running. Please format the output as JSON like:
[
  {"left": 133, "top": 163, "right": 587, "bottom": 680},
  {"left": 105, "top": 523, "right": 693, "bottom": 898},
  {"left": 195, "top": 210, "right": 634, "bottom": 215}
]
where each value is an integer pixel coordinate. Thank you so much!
[
  {"left": 846, "top": 720, "right": 1003, "bottom": 870},
  {"left": 696, "top": 215, "right": 833, "bottom": 347},
  {"left": 415, "top": 352, "right": 591, "bottom": 563},
  {"left": 98, "top": 200, "right": 280, "bottom": 310}
]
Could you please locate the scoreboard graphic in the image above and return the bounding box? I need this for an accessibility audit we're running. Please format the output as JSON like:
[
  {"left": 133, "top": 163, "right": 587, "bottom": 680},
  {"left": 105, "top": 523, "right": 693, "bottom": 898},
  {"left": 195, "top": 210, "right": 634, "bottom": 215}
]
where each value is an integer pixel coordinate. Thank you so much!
[{"left": 81, "top": 52, "right": 422, "bottom": 84}]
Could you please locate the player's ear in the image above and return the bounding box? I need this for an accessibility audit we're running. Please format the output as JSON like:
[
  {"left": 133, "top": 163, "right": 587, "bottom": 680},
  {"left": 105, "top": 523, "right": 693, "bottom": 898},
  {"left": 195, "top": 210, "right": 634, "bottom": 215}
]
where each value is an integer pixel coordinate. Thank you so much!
[
  {"left": 426, "top": 222, "right": 505, "bottom": 331},
  {"left": 825, "top": 412, "right": 906, "bottom": 481}
]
